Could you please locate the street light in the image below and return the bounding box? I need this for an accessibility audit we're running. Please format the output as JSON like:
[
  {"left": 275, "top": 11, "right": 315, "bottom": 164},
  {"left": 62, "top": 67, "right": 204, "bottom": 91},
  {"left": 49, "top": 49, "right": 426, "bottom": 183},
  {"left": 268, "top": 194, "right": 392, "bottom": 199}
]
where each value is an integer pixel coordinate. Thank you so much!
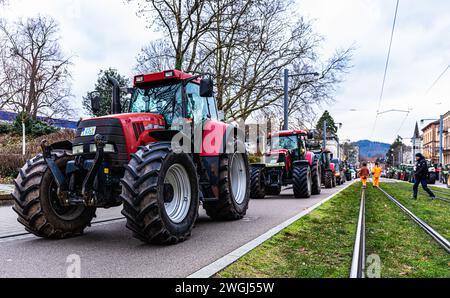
[{"left": 283, "top": 69, "right": 320, "bottom": 130}]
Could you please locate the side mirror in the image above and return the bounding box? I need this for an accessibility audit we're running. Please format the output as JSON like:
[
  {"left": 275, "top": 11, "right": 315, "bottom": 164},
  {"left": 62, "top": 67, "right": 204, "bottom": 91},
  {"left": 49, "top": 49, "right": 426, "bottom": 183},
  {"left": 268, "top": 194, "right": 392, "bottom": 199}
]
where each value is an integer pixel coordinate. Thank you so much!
[
  {"left": 218, "top": 111, "right": 225, "bottom": 121},
  {"left": 200, "top": 78, "right": 214, "bottom": 97},
  {"left": 91, "top": 96, "right": 101, "bottom": 115},
  {"left": 307, "top": 131, "right": 315, "bottom": 140}
]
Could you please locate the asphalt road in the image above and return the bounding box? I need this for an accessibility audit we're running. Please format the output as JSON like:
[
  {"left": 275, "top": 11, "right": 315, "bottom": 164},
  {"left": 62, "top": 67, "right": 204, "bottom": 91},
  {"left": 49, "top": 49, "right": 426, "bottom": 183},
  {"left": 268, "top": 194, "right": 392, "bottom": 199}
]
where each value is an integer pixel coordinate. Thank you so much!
[{"left": 0, "top": 183, "right": 350, "bottom": 278}]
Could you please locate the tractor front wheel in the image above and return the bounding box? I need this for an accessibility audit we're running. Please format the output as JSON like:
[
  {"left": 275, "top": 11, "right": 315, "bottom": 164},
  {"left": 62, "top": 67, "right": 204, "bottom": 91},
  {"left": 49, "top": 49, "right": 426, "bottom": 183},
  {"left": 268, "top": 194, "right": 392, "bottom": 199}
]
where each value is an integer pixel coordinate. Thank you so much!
[
  {"left": 250, "top": 166, "right": 266, "bottom": 199},
  {"left": 311, "top": 160, "right": 321, "bottom": 195},
  {"left": 323, "top": 170, "right": 333, "bottom": 189},
  {"left": 204, "top": 153, "right": 250, "bottom": 221},
  {"left": 121, "top": 142, "right": 199, "bottom": 244},
  {"left": 293, "top": 162, "right": 312, "bottom": 199},
  {"left": 13, "top": 151, "right": 96, "bottom": 239}
]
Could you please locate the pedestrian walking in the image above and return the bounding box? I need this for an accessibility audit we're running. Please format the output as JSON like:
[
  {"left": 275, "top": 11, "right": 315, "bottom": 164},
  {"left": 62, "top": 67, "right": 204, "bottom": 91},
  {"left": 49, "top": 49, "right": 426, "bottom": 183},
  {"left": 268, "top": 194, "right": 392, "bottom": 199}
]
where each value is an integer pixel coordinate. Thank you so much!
[
  {"left": 412, "top": 153, "right": 436, "bottom": 200},
  {"left": 359, "top": 162, "right": 370, "bottom": 189},
  {"left": 372, "top": 162, "right": 382, "bottom": 188}
]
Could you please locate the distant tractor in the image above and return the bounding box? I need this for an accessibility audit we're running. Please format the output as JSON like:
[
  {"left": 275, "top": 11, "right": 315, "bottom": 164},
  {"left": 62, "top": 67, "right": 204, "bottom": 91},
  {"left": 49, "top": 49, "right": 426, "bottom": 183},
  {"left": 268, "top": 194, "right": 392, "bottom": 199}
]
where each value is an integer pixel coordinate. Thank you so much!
[
  {"left": 250, "top": 130, "right": 320, "bottom": 199},
  {"left": 12, "top": 70, "right": 250, "bottom": 245},
  {"left": 331, "top": 158, "right": 346, "bottom": 185},
  {"left": 427, "top": 161, "right": 437, "bottom": 184},
  {"left": 312, "top": 148, "right": 336, "bottom": 189}
]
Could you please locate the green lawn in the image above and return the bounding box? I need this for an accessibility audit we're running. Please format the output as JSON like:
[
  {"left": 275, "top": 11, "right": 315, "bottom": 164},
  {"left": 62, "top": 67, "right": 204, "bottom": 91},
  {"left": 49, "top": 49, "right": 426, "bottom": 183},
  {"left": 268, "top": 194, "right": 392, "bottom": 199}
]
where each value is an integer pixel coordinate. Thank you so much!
[
  {"left": 217, "top": 182, "right": 450, "bottom": 278},
  {"left": 381, "top": 182, "right": 450, "bottom": 239},
  {"left": 217, "top": 184, "right": 362, "bottom": 278},
  {"left": 365, "top": 185, "right": 449, "bottom": 278}
]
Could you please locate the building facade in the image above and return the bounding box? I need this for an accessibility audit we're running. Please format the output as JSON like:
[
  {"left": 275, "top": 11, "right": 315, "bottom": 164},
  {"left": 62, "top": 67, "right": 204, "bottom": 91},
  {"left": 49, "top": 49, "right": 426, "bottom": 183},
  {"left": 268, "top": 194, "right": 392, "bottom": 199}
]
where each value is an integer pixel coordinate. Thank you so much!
[
  {"left": 422, "top": 120, "right": 440, "bottom": 165},
  {"left": 443, "top": 111, "right": 450, "bottom": 166}
]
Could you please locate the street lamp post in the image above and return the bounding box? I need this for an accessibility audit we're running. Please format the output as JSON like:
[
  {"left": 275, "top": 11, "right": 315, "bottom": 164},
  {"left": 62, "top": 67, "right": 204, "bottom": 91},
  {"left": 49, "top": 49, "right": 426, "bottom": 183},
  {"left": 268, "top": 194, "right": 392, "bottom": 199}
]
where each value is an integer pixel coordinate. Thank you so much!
[{"left": 283, "top": 69, "right": 320, "bottom": 130}]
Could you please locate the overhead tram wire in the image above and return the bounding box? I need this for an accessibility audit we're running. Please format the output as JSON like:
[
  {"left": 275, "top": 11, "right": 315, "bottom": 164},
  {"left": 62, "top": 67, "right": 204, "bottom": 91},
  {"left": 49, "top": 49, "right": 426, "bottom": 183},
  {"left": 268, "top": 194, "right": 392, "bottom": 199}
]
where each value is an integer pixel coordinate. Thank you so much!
[
  {"left": 370, "top": 0, "right": 401, "bottom": 140},
  {"left": 426, "top": 63, "right": 450, "bottom": 95},
  {"left": 394, "top": 61, "right": 450, "bottom": 142}
]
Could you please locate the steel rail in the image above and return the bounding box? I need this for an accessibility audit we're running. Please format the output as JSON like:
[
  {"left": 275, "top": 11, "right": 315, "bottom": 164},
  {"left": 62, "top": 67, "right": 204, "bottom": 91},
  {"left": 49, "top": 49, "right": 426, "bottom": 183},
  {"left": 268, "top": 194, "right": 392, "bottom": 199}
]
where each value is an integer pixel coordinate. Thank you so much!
[
  {"left": 378, "top": 187, "right": 450, "bottom": 254},
  {"left": 0, "top": 216, "right": 125, "bottom": 240},
  {"left": 350, "top": 188, "right": 366, "bottom": 278}
]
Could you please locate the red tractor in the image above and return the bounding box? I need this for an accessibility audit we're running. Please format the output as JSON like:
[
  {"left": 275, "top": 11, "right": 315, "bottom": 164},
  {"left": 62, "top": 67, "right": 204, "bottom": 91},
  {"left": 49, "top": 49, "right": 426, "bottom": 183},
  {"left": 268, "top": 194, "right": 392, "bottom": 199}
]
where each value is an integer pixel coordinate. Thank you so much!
[
  {"left": 12, "top": 70, "right": 250, "bottom": 245},
  {"left": 250, "top": 130, "right": 321, "bottom": 199},
  {"left": 313, "top": 148, "right": 336, "bottom": 189}
]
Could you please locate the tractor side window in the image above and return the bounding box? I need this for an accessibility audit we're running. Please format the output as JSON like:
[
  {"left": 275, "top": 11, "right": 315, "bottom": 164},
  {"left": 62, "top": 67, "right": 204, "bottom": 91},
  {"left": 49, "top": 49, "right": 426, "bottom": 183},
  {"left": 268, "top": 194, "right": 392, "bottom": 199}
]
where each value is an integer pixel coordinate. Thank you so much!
[{"left": 186, "top": 83, "right": 208, "bottom": 121}]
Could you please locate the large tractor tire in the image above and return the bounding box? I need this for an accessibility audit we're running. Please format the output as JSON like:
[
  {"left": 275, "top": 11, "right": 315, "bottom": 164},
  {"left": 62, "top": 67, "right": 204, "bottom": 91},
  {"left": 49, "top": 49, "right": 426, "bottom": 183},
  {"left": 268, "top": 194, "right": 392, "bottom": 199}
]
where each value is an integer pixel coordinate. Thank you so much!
[
  {"left": 121, "top": 142, "right": 199, "bottom": 245},
  {"left": 203, "top": 152, "right": 250, "bottom": 221},
  {"left": 250, "top": 166, "right": 266, "bottom": 199},
  {"left": 292, "top": 162, "right": 312, "bottom": 199},
  {"left": 266, "top": 185, "right": 282, "bottom": 196},
  {"left": 12, "top": 151, "right": 96, "bottom": 239},
  {"left": 311, "top": 160, "right": 321, "bottom": 195},
  {"left": 332, "top": 175, "right": 337, "bottom": 188},
  {"left": 323, "top": 170, "right": 333, "bottom": 189}
]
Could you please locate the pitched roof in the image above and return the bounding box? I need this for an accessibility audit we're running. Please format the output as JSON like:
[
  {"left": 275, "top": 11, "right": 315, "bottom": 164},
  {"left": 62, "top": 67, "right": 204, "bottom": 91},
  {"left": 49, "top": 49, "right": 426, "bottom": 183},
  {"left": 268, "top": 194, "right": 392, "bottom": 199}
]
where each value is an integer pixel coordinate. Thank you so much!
[{"left": 412, "top": 122, "right": 420, "bottom": 139}]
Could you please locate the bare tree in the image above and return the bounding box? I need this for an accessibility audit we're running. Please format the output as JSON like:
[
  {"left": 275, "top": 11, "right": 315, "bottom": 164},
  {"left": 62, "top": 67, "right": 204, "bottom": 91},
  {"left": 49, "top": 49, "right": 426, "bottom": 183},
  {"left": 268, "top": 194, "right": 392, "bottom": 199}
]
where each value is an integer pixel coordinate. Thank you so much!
[
  {"left": 0, "top": 16, "right": 73, "bottom": 118},
  {"left": 131, "top": 0, "right": 352, "bottom": 121}
]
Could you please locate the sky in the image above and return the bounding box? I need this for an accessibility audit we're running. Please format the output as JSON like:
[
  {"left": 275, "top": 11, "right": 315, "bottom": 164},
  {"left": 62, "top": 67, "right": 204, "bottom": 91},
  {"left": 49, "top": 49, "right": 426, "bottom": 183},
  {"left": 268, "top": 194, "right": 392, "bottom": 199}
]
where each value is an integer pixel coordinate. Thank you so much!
[{"left": 1, "top": 0, "right": 449, "bottom": 144}]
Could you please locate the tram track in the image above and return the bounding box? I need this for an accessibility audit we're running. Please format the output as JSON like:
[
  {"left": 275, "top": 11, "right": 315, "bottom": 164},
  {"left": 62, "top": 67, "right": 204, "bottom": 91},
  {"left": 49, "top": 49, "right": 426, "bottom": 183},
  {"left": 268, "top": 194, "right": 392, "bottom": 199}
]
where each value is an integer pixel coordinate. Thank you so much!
[{"left": 378, "top": 187, "right": 450, "bottom": 254}]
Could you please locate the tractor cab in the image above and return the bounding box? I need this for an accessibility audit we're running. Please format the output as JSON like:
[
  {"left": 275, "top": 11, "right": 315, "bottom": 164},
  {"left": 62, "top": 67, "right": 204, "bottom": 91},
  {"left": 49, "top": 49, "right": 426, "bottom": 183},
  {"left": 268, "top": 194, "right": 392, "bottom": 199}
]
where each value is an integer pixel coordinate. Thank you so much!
[
  {"left": 266, "top": 130, "right": 312, "bottom": 167},
  {"left": 129, "top": 70, "right": 219, "bottom": 126}
]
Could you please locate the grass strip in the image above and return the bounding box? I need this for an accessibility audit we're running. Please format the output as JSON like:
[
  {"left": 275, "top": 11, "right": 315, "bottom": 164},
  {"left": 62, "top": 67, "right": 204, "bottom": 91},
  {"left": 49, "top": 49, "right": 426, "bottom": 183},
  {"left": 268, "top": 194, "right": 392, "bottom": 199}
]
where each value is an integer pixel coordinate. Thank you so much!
[
  {"left": 365, "top": 185, "right": 449, "bottom": 278},
  {"left": 217, "top": 183, "right": 362, "bottom": 278},
  {"left": 381, "top": 182, "right": 450, "bottom": 239}
]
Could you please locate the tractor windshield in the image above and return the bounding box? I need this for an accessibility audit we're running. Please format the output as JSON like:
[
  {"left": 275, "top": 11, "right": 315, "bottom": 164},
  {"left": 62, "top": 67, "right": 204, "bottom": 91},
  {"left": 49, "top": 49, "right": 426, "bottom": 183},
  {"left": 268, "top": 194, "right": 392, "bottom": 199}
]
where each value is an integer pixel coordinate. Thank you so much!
[
  {"left": 270, "top": 135, "right": 298, "bottom": 150},
  {"left": 130, "top": 82, "right": 183, "bottom": 125}
]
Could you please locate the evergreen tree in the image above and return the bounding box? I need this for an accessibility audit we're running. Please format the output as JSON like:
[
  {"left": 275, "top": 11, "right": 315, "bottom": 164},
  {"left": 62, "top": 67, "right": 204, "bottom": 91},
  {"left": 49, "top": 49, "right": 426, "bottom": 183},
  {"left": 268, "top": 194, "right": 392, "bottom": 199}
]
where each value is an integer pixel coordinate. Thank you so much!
[
  {"left": 316, "top": 110, "right": 338, "bottom": 138},
  {"left": 82, "top": 68, "right": 130, "bottom": 117}
]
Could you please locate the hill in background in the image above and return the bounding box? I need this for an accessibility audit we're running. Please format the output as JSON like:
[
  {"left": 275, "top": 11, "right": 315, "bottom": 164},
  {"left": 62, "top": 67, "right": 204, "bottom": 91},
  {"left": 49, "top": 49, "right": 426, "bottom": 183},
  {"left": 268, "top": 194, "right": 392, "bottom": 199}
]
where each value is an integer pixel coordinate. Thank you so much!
[{"left": 354, "top": 140, "right": 390, "bottom": 159}]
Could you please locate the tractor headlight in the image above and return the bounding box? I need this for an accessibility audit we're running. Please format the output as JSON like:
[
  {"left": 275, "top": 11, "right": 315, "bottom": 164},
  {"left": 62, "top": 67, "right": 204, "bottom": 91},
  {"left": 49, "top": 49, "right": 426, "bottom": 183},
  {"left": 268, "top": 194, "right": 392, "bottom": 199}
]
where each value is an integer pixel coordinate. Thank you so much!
[
  {"left": 104, "top": 144, "right": 115, "bottom": 153},
  {"left": 72, "top": 145, "right": 84, "bottom": 155},
  {"left": 90, "top": 143, "right": 115, "bottom": 153}
]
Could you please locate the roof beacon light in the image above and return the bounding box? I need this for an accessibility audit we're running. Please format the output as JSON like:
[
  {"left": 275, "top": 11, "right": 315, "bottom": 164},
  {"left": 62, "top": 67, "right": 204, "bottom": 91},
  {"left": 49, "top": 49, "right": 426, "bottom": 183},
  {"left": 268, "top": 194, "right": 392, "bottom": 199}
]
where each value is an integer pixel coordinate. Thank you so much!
[{"left": 164, "top": 71, "right": 174, "bottom": 78}]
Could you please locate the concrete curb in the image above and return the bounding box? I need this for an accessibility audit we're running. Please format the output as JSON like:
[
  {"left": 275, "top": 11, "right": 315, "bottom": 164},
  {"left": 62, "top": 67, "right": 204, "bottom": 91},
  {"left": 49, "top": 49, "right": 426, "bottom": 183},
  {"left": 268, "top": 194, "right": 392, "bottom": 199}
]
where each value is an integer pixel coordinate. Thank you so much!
[{"left": 187, "top": 181, "right": 357, "bottom": 278}]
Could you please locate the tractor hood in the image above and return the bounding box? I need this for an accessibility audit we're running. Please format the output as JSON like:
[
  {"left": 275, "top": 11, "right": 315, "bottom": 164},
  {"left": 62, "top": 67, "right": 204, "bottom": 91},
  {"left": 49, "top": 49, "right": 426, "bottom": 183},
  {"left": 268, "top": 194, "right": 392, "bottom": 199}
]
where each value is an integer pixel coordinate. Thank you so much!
[{"left": 75, "top": 113, "right": 166, "bottom": 164}]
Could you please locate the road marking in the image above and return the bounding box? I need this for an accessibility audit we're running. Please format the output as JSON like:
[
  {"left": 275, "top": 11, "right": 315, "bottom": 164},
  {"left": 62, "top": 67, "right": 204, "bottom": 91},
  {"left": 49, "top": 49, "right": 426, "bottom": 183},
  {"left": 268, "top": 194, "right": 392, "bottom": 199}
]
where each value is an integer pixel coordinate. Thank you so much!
[{"left": 187, "top": 181, "right": 357, "bottom": 278}]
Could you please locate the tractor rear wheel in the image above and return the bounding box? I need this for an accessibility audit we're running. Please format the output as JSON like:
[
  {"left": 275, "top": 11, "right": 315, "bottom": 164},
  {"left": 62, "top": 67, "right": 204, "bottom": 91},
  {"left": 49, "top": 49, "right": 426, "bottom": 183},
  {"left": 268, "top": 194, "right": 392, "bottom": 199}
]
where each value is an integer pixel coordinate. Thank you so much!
[
  {"left": 121, "top": 142, "right": 199, "bottom": 244},
  {"left": 12, "top": 151, "right": 96, "bottom": 239},
  {"left": 311, "top": 160, "right": 321, "bottom": 195},
  {"left": 203, "top": 152, "right": 250, "bottom": 221},
  {"left": 250, "top": 166, "right": 266, "bottom": 199},
  {"left": 324, "top": 170, "right": 333, "bottom": 189},
  {"left": 292, "top": 162, "right": 312, "bottom": 199},
  {"left": 332, "top": 175, "right": 337, "bottom": 188}
]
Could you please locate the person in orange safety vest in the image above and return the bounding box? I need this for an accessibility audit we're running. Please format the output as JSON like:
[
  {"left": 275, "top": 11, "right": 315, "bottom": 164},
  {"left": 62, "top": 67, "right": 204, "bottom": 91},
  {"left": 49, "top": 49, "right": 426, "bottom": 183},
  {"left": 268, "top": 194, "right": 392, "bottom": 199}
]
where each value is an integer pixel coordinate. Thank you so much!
[
  {"left": 372, "top": 162, "right": 382, "bottom": 188},
  {"left": 359, "top": 162, "right": 370, "bottom": 188}
]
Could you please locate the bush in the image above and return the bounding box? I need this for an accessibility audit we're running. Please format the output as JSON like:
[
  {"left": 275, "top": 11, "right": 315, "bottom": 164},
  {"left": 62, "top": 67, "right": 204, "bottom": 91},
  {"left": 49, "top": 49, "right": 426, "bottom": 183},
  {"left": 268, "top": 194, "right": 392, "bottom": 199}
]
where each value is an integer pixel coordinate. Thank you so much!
[
  {"left": 0, "top": 123, "right": 11, "bottom": 134},
  {"left": 0, "top": 129, "right": 75, "bottom": 179},
  {"left": 0, "top": 154, "right": 26, "bottom": 179},
  {"left": 8, "top": 112, "right": 59, "bottom": 137}
]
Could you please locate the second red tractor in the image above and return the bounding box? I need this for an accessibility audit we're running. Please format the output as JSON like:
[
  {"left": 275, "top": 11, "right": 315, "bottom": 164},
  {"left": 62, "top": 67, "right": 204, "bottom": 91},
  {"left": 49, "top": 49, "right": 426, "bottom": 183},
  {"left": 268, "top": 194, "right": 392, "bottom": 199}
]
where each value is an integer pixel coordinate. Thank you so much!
[{"left": 250, "top": 130, "right": 321, "bottom": 199}]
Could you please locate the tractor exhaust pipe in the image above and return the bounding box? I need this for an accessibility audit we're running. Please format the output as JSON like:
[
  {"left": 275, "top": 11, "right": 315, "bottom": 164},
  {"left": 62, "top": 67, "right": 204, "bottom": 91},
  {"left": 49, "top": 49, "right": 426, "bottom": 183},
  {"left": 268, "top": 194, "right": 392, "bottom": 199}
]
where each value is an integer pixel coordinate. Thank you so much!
[{"left": 107, "top": 76, "right": 121, "bottom": 114}]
